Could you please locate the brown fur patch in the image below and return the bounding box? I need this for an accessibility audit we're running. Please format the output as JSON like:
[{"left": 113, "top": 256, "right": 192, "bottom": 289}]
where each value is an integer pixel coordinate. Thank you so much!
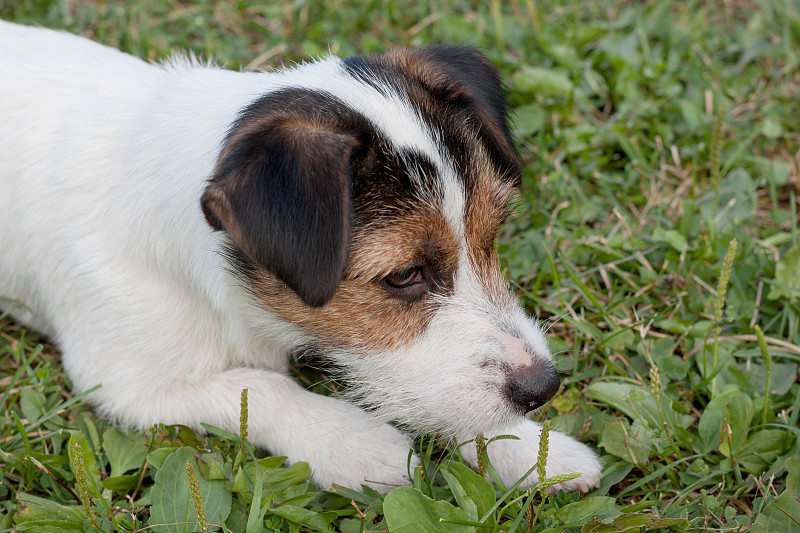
[
  {"left": 464, "top": 155, "right": 517, "bottom": 310},
  {"left": 248, "top": 204, "right": 459, "bottom": 351}
]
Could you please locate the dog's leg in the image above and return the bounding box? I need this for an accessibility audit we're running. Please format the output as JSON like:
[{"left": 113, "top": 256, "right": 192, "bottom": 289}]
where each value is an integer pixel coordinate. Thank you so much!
[
  {"left": 93, "top": 368, "right": 417, "bottom": 491},
  {"left": 459, "top": 419, "right": 601, "bottom": 492}
]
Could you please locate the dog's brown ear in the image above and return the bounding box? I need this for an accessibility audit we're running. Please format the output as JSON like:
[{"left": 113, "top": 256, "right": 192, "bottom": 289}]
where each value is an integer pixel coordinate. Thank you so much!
[
  {"left": 393, "top": 46, "right": 521, "bottom": 184},
  {"left": 202, "top": 90, "right": 367, "bottom": 308}
]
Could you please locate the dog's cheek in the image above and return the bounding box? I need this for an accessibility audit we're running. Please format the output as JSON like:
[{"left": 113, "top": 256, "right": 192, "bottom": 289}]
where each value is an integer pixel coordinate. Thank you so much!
[
  {"left": 250, "top": 275, "right": 432, "bottom": 350},
  {"left": 311, "top": 281, "right": 433, "bottom": 349}
]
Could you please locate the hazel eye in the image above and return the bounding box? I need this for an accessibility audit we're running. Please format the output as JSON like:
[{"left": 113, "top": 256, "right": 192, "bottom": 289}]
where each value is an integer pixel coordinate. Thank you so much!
[{"left": 383, "top": 266, "right": 424, "bottom": 289}]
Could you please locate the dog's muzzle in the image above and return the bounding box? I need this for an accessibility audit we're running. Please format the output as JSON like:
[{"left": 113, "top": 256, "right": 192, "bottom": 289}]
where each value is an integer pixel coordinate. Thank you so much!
[{"left": 508, "top": 362, "right": 560, "bottom": 412}]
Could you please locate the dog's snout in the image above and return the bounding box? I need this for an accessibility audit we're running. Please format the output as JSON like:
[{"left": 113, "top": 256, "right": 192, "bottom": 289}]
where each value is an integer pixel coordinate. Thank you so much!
[{"left": 508, "top": 363, "right": 560, "bottom": 412}]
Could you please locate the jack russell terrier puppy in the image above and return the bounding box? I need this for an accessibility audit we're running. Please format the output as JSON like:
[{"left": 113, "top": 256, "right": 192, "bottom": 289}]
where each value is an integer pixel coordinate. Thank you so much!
[{"left": 0, "top": 20, "right": 601, "bottom": 492}]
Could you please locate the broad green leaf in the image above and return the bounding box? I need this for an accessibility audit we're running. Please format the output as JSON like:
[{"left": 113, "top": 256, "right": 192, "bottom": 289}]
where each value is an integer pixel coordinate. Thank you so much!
[
  {"left": 172, "top": 425, "right": 206, "bottom": 448},
  {"left": 544, "top": 42, "right": 582, "bottom": 71},
  {"left": 255, "top": 456, "right": 287, "bottom": 470},
  {"left": 439, "top": 468, "right": 478, "bottom": 521},
  {"left": 326, "top": 484, "right": 381, "bottom": 508},
  {"left": 739, "top": 429, "right": 797, "bottom": 474},
  {"left": 586, "top": 383, "right": 636, "bottom": 419},
  {"left": 231, "top": 456, "right": 306, "bottom": 500},
  {"left": 651, "top": 227, "right": 688, "bottom": 252},
  {"left": 655, "top": 318, "right": 715, "bottom": 339},
  {"left": 698, "top": 388, "right": 740, "bottom": 453},
  {"left": 19, "top": 388, "right": 47, "bottom": 423},
  {"left": 513, "top": 66, "right": 574, "bottom": 96},
  {"left": 245, "top": 453, "right": 267, "bottom": 533},
  {"left": 513, "top": 104, "right": 547, "bottom": 138},
  {"left": 225, "top": 501, "right": 250, "bottom": 533},
  {"left": 768, "top": 363, "right": 798, "bottom": 396},
  {"left": 602, "top": 329, "right": 635, "bottom": 352},
  {"left": 594, "top": 458, "right": 634, "bottom": 496},
  {"left": 658, "top": 354, "right": 689, "bottom": 381},
  {"left": 232, "top": 466, "right": 250, "bottom": 493},
  {"left": 698, "top": 168, "right": 757, "bottom": 228},
  {"left": 677, "top": 99, "right": 704, "bottom": 132},
  {"left": 742, "top": 155, "right": 790, "bottom": 187},
  {"left": 598, "top": 419, "right": 652, "bottom": 466},
  {"left": 581, "top": 512, "right": 688, "bottom": 532},
  {"left": 102, "top": 428, "right": 147, "bottom": 477},
  {"left": 384, "top": 486, "right": 474, "bottom": 533},
  {"left": 761, "top": 117, "right": 784, "bottom": 139},
  {"left": 549, "top": 496, "right": 616, "bottom": 525},
  {"left": 741, "top": 362, "right": 799, "bottom": 397},
  {"left": 750, "top": 490, "right": 800, "bottom": 532},
  {"left": 270, "top": 504, "right": 336, "bottom": 533},
  {"left": 149, "top": 447, "right": 232, "bottom": 533},
  {"left": 718, "top": 394, "right": 754, "bottom": 460},
  {"left": 14, "top": 493, "right": 85, "bottom": 532},
  {"left": 340, "top": 517, "right": 373, "bottom": 533},
  {"left": 102, "top": 474, "right": 140, "bottom": 492},
  {"left": 263, "top": 460, "right": 310, "bottom": 492},
  {"left": 587, "top": 382, "right": 692, "bottom": 432},
  {"left": 147, "top": 447, "right": 180, "bottom": 471},
  {"left": 787, "top": 456, "right": 800, "bottom": 496},
  {"left": 276, "top": 493, "right": 316, "bottom": 508},
  {"left": 77, "top": 416, "right": 104, "bottom": 463},
  {"left": 440, "top": 462, "right": 495, "bottom": 521},
  {"left": 768, "top": 244, "right": 800, "bottom": 302},
  {"left": 199, "top": 423, "right": 245, "bottom": 444},
  {"left": 197, "top": 452, "right": 232, "bottom": 480}
]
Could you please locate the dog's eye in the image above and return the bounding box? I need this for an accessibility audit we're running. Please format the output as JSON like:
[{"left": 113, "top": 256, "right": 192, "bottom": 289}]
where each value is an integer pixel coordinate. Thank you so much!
[{"left": 383, "top": 267, "right": 424, "bottom": 289}]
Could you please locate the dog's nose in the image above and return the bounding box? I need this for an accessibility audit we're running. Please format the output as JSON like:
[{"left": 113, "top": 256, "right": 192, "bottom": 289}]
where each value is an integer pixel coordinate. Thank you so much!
[{"left": 508, "top": 363, "right": 560, "bottom": 412}]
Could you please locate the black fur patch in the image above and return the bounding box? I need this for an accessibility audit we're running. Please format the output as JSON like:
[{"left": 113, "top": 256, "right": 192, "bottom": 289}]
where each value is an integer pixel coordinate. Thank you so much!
[
  {"left": 202, "top": 88, "right": 442, "bottom": 307},
  {"left": 343, "top": 45, "right": 521, "bottom": 189}
]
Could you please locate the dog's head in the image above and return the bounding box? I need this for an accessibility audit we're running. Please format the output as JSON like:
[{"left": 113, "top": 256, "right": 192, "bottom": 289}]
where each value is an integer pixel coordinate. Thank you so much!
[{"left": 201, "top": 46, "right": 558, "bottom": 439}]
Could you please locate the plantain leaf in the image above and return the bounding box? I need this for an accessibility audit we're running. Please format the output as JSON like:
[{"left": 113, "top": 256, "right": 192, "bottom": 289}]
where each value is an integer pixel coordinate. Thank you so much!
[
  {"left": 149, "top": 447, "right": 232, "bottom": 533},
  {"left": 384, "top": 486, "right": 474, "bottom": 532},
  {"left": 102, "top": 427, "right": 148, "bottom": 478}
]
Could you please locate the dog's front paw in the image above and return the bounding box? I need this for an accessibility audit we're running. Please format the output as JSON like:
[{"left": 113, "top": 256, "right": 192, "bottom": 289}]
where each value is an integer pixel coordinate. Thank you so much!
[
  {"left": 307, "top": 421, "right": 419, "bottom": 492},
  {"left": 460, "top": 419, "right": 601, "bottom": 493}
]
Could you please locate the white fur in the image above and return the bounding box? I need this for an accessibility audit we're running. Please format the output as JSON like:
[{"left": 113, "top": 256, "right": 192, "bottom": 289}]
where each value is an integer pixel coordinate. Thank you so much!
[{"left": 0, "top": 21, "right": 600, "bottom": 491}]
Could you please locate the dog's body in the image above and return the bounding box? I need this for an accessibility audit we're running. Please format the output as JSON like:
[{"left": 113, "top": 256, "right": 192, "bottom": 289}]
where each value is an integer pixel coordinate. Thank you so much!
[{"left": 0, "top": 20, "right": 600, "bottom": 491}]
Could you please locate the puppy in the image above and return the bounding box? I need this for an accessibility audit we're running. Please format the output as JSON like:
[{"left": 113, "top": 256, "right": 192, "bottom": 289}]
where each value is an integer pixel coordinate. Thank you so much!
[{"left": 0, "top": 20, "right": 600, "bottom": 491}]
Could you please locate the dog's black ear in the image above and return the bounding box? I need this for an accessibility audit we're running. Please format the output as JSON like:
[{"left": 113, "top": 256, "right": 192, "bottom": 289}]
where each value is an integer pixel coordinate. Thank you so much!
[
  {"left": 202, "top": 90, "right": 367, "bottom": 307},
  {"left": 398, "top": 46, "right": 521, "bottom": 185}
]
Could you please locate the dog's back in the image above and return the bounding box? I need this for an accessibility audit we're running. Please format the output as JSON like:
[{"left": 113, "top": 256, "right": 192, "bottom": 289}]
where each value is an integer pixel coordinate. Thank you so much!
[
  {"left": 0, "top": 21, "right": 237, "bottom": 338},
  {"left": 0, "top": 22, "right": 272, "bottom": 399}
]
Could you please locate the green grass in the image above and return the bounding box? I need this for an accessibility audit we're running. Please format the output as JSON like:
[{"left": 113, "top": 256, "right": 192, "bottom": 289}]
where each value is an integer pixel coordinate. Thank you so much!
[{"left": 2, "top": 0, "right": 800, "bottom": 531}]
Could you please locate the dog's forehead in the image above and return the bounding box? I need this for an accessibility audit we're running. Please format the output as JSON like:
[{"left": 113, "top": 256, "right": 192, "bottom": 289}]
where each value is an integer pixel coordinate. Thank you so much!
[
  {"left": 272, "top": 51, "right": 517, "bottom": 207},
  {"left": 273, "top": 57, "right": 441, "bottom": 162}
]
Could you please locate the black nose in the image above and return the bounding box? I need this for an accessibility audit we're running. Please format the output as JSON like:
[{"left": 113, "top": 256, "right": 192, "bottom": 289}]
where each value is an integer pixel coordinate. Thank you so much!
[{"left": 508, "top": 363, "right": 560, "bottom": 412}]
